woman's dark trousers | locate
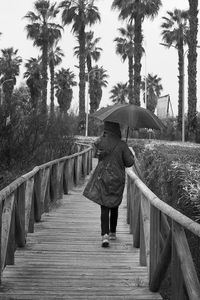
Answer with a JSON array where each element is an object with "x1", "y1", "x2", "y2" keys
[{"x1": 101, "y1": 205, "x2": 118, "y2": 236}]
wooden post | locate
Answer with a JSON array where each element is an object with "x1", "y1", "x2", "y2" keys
[
  {"x1": 149, "y1": 205, "x2": 160, "y2": 283},
  {"x1": 0, "y1": 201, "x2": 2, "y2": 282},
  {"x1": 63, "y1": 160, "x2": 69, "y2": 194},
  {"x1": 171, "y1": 225, "x2": 185, "y2": 300},
  {"x1": 28, "y1": 193, "x2": 35, "y2": 233},
  {"x1": 133, "y1": 186, "x2": 140, "y2": 248},
  {"x1": 24, "y1": 178, "x2": 34, "y2": 234},
  {"x1": 15, "y1": 183, "x2": 26, "y2": 247},
  {"x1": 82, "y1": 153, "x2": 87, "y2": 177},
  {"x1": 6, "y1": 203, "x2": 15, "y2": 266},
  {"x1": 40, "y1": 167, "x2": 50, "y2": 213},
  {"x1": 43, "y1": 167, "x2": 51, "y2": 213},
  {"x1": 140, "y1": 195, "x2": 150, "y2": 267},
  {"x1": 50, "y1": 163, "x2": 59, "y2": 202},
  {"x1": 1, "y1": 194, "x2": 15, "y2": 271},
  {"x1": 172, "y1": 221, "x2": 200, "y2": 300},
  {"x1": 126, "y1": 176, "x2": 131, "y2": 225},
  {"x1": 57, "y1": 161, "x2": 64, "y2": 199},
  {"x1": 150, "y1": 230, "x2": 172, "y2": 292},
  {"x1": 34, "y1": 170, "x2": 42, "y2": 222}
]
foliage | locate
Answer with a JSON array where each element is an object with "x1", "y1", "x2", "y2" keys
[
  {"x1": 24, "y1": 56, "x2": 42, "y2": 112},
  {"x1": 0, "y1": 47, "x2": 22, "y2": 118},
  {"x1": 130, "y1": 140, "x2": 200, "y2": 221},
  {"x1": 49, "y1": 43, "x2": 64, "y2": 117},
  {"x1": 114, "y1": 24, "x2": 134, "y2": 102},
  {"x1": 59, "y1": 0, "x2": 101, "y2": 126},
  {"x1": 0, "y1": 102, "x2": 76, "y2": 190},
  {"x1": 141, "y1": 73, "x2": 163, "y2": 113},
  {"x1": 112, "y1": 0, "x2": 162, "y2": 106},
  {"x1": 89, "y1": 65, "x2": 108, "y2": 113},
  {"x1": 109, "y1": 82, "x2": 129, "y2": 104},
  {"x1": 161, "y1": 8, "x2": 189, "y2": 131},
  {"x1": 24, "y1": 0, "x2": 63, "y2": 115},
  {"x1": 55, "y1": 68, "x2": 77, "y2": 116}
]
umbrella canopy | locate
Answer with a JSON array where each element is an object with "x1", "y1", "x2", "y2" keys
[{"x1": 93, "y1": 103, "x2": 165, "y2": 130}]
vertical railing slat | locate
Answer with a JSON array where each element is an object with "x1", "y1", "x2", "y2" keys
[
  {"x1": 1, "y1": 194, "x2": 15, "y2": 271},
  {"x1": 149, "y1": 205, "x2": 160, "y2": 283}
]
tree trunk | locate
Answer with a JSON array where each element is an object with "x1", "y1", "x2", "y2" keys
[
  {"x1": 41, "y1": 41, "x2": 48, "y2": 116},
  {"x1": 133, "y1": 14, "x2": 143, "y2": 106},
  {"x1": 78, "y1": 25, "x2": 86, "y2": 133},
  {"x1": 49, "y1": 62, "x2": 55, "y2": 118},
  {"x1": 177, "y1": 43, "x2": 184, "y2": 132},
  {"x1": 187, "y1": 0, "x2": 198, "y2": 141},
  {"x1": 128, "y1": 56, "x2": 134, "y2": 103}
]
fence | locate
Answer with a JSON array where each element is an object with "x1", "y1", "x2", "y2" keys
[
  {"x1": 0, "y1": 142, "x2": 93, "y2": 283},
  {"x1": 126, "y1": 157, "x2": 200, "y2": 300}
]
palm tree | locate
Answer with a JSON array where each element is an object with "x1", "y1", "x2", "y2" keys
[
  {"x1": 0, "y1": 47, "x2": 22, "y2": 119},
  {"x1": 141, "y1": 73, "x2": 163, "y2": 113},
  {"x1": 24, "y1": 0, "x2": 63, "y2": 116},
  {"x1": 74, "y1": 30, "x2": 102, "y2": 112},
  {"x1": 24, "y1": 57, "x2": 42, "y2": 113},
  {"x1": 110, "y1": 82, "x2": 128, "y2": 104},
  {"x1": 49, "y1": 44, "x2": 64, "y2": 117},
  {"x1": 59, "y1": 0, "x2": 101, "y2": 127},
  {"x1": 55, "y1": 68, "x2": 77, "y2": 117},
  {"x1": 74, "y1": 31, "x2": 102, "y2": 73},
  {"x1": 187, "y1": 0, "x2": 198, "y2": 140},
  {"x1": 161, "y1": 9, "x2": 189, "y2": 131},
  {"x1": 114, "y1": 24, "x2": 134, "y2": 103},
  {"x1": 89, "y1": 66, "x2": 108, "y2": 113},
  {"x1": 112, "y1": 0, "x2": 162, "y2": 106}
]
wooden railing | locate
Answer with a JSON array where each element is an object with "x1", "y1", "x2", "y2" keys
[
  {"x1": 126, "y1": 157, "x2": 200, "y2": 300},
  {"x1": 0, "y1": 142, "x2": 93, "y2": 283}
]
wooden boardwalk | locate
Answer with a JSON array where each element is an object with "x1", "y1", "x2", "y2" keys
[{"x1": 0, "y1": 160, "x2": 162, "y2": 300}]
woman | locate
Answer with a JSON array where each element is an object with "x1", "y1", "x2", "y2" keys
[{"x1": 83, "y1": 121, "x2": 135, "y2": 247}]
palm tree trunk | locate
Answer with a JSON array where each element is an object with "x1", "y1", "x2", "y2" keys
[
  {"x1": 128, "y1": 56, "x2": 134, "y2": 103},
  {"x1": 177, "y1": 43, "x2": 184, "y2": 131},
  {"x1": 49, "y1": 62, "x2": 55, "y2": 118},
  {"x1": 133, "y1": 13, "x2": 143, "y2": 106},
  {"x1": 187, "y1": 0, "x2": 198, "y2": 141},
  {"x1": 41, "y1": 41, "x2": 48, "y2": 116},
  {"x1": 78, "y1": 25, "x2": 86, "y2": 132}
]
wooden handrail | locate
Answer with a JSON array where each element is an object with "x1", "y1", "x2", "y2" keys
[
  {"x1": 126, "y1": 159, "x2": 200, "y2": 300},
  {"x1": 0, "y1": 142, "x2": 93, "y2": 282}
]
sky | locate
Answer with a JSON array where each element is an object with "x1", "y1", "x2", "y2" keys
[{"x1": 0, "y1": 0, "x2": 198, "y2": 116}]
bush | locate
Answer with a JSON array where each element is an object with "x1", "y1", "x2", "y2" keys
[{"x1": 0, "y1": 112, "x2": 78, "y2": 190}]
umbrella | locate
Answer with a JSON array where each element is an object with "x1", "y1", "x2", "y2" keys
[{"x1": 93, "y1": 103, "x2": 165, "y2": 141}]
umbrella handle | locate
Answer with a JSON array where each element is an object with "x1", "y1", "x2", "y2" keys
[{"x1": 126, "y1": 126, "x2": 129, "y2": 143}]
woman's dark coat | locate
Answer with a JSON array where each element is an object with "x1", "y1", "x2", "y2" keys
[{"x1": 83, "y1": 132, "x2": 134, "y2": 208}]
